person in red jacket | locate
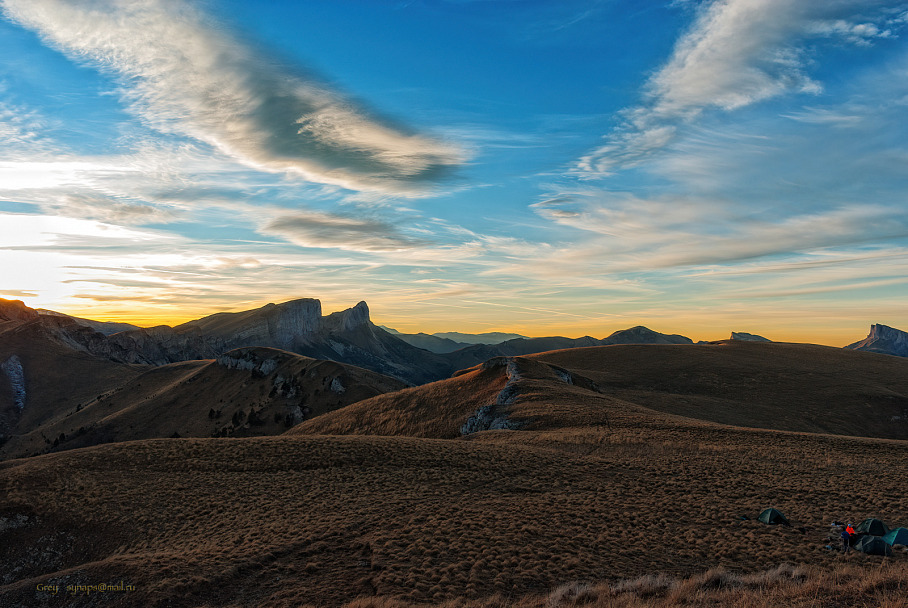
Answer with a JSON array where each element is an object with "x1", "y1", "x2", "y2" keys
[{"x1": 842, "y1": 523, "x2": 856, "y2": 551}]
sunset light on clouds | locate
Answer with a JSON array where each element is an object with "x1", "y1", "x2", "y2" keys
[{"x1": 2, "y1": 0, "x2": 908, "y2": 344}]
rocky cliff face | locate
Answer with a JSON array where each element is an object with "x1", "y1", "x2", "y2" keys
[
  {"x1": 846, "y1": 324, "x2": 908, "y2": 358},
  {"x1": 103, "y1": 299, "x2": 325, "y2": 365},
  {"x1": 81, "y1": 298, "x2": 447, "y2": 385},
  {"x1": 321, "y1": 301, "x2": 370, "y2": 334}
]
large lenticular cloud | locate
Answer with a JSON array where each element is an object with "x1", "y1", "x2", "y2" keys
[{"x1": 0, "y1": 0, "x2": 465, "y2": 194}]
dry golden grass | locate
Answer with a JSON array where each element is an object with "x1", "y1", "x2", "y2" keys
[
  {"x1": 532, "y1": 342, "x2": 908, "y2": 439},
  {"x1": 3, "y1": 343, "x2": 908, "y2": 607},
  {"x1": 290, "y1": 343, "x2": 908, "y2": 443},
  {"x1": 289, "y1": 360, "x2": 508, "y2": 438},
  {"x1": 337, "y1": 561, "x2": 908, "y2": 608},
  {"x1": 3, "y1": 413, "x2": 908, "y2": 607}
]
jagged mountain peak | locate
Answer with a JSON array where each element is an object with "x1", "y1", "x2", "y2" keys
[{"x1": 323, "y1": 301, "x2": 371, "y2": 333}]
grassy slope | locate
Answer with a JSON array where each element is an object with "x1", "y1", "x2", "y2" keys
[
  {"x1": 530, "y1": 341, "x2": 908, "y2": 439},
  {"x1": 290, "y1": 342, "x2": 908, "y2": 441},
  {"x1": 3, "y1": 342, "x2": 908, "y2": 607},
  {"x1": 0, "y1": 319, "x2": 142, "y2": 438},
  {"x1": 1, "y1": 347, "x2": 406, "y2": 460},
  {"x1": 3, "y1": 409, "x2": 908, "y2": 606},
  {"x1": 287, "y1": 359, "x2": 509, "y2": 438}
]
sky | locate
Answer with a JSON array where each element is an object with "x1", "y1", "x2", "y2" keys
[{"x1": 1, "y1": 0, "x2": 908, "y2": 345}]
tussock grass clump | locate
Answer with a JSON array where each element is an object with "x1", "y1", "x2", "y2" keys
[{"x1": 546, "y1": 582, "x2": 597, "y2": 607}]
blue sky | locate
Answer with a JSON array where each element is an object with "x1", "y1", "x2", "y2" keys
[{"x1": 1, "y1": 0, "x2": 908, "y2": 344}]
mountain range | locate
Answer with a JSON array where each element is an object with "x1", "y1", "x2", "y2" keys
[
  {"x1": 0, "y1": 297, "x2": 703, "y2": 388},
  {"x1": 3, "y1": 295, "x2": 908, "y2": 459}
]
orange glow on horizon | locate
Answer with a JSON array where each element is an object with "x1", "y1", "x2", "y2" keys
[{"x1": 8, "y1": 294, "x2": 880, "y2": 349}]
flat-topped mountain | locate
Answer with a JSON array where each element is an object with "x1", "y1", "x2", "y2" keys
[{"x1": 846, "y1": 323, "x2": 908, "y2": 358}]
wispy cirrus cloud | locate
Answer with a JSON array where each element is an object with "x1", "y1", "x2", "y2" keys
[
  {"x1": 577, "y1": 0, "x2": 908, "y2": 175},
  {"x1": 532, "y1": 189, "x2": 908, "y2": 271},
  {"x1": 0, "y1": 0, "x2": 466, "y2": 194}
]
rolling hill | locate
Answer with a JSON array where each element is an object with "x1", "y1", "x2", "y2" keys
[
  {"x1": 292, "y1": 341, "x2": 908, "y2": 441},
  {"x1": 3, "y1": 376, "x2": 908, "y2": 607},
  {"x1": 0, "y1": 347, "x2": 406, "y2": 460},
  {"x1": 0, "y1": 300, "x2": 143, "y2": 450}
]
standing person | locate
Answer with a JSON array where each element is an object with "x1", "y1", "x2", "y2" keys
[{"x1": 841, "y1": 526, "x2": 851, "y2": 553}]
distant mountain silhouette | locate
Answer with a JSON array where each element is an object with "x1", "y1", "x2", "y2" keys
[
  {"x1": 730, "y1": 332, "x2": 771, "y2": 342},
  {"x1": 380, "y1": 327, "x2": 528, "y2": 353},
  {"x1": 440, "y1": 328, "x2": 692, "y2": 373},
  {"x1": 845, "y1": 324, "x2": 908, "y2": 357},
  {"x1": 432, "y1": 331, "x2": 527, "y2": 345},
  {"x1": 3, "y1": 297, "x2": 758, "y2": 396},
  {"x1": 36, "y1": 309, "x2": 140, "y2": 335},
  {"x1": 601, "y1": 326, "x2": 693, "y2": 345},
  {"x1": 380, "y1": 331, "x2": 471, "y2": 354}
]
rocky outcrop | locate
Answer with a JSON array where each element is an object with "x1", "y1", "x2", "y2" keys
[
  {"x1": 461, "y1": 357, "x2": 525, "y2": 435},
  {"x1": 1, "y1": 355, "x2": 25, "y2": 410},
  {"x1": 846, "y1": 324, "x2": 908, "y2": 358}
]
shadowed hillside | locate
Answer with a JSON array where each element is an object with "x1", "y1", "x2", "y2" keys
[
  {"x1": 1, "y1": 347, "x2": 405, "y2": 460},
  {"x1": 0, "y1": 305, "x2": 143, "y2": 449}
]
